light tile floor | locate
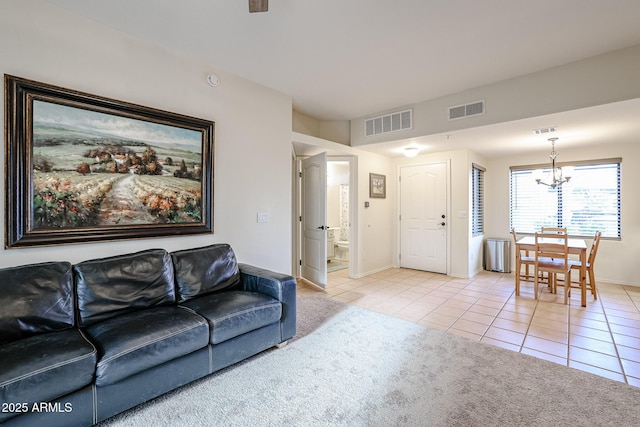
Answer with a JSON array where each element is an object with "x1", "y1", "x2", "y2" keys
[{"x1": 297, "y1": 267, "x2": 640, "y2": 387}]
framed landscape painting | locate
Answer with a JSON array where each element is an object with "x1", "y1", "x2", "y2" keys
[
  {"x1": 369, "y1": 173, "x2": 386, "y2": 198},
  {"x1": 4, "y1": 75, "x2": 214, "y2": 248}
]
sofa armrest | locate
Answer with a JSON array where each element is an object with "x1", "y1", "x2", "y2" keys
[{"x1": 238, "y1": 264, "x2": 296, "y2": 342}]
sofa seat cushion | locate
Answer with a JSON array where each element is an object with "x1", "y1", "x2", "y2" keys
[
  {"x1": 181, "y1": 291, "x2": 282, "y2": 345},
  {"x1": 0, "y1": 329, "x2": 96, "y2": 412},
  {"x1": 85, "y1": 306, "x2": 209, "y2": 387}
]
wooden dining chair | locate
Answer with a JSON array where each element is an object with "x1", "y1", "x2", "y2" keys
[
  {"x1": 512, "y1": 228, "x2": 536, "y2": 296},
  {"x1": 541, "y1": 227, "x2": 567, "y2": 234},
  {"x1": 534, "y1": 232, "x2": 572, "y2": 303},
  {"x1": 568, "y1": 231, "x2": 602, "y2": 300}
]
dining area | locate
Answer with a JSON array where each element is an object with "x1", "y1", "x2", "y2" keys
[{"x1": 512, "y1": 228, "x2": 602, "y2": 307}]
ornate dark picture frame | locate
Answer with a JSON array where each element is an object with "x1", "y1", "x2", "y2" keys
[
  {"x1": 369, "y1": 173, "x2": 386, "y2": 198},
  {"x1": 4, "y1": 75, "x2": 214, "y2": 248}
]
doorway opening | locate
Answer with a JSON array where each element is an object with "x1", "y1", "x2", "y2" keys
[
  {"x1": 295, "y1": 151, "x2": 356, "y2": 289},
  {"x1": 327, "y1": 161, "x2": 350, "y2": 275}
]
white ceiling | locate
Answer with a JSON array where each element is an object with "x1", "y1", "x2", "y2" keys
[{"x1": 49, "y1": 0, "x2": 640, "y2": 157}]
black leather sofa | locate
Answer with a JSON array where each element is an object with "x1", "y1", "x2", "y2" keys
[{"x1": 0, "y1": 243, "x2": 296, "y2": 426}]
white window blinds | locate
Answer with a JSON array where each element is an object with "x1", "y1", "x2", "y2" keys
[
  {"x1": 510, "y1": 159, "x2": 621, "y2": 238},
  {"x1": 472, "y1": 164, "x2": 485, "y2": 236}
]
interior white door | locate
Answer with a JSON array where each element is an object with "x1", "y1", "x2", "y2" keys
[
  {"x1": 301, "y1": 152, "x2": 328, "y2": 288},
  {"x1": 400, "y1": 162, "x2": 448, "y2": 273}
]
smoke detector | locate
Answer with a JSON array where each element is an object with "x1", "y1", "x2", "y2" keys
[{"x1": 206, "y1": 73, "x2": 220, "y2": 87}]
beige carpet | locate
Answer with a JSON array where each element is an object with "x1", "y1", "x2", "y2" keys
[{"x1": 98, "y1": 294, "x2": 640, "y2": 426}]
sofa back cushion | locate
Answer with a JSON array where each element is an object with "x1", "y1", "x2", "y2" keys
[
  {"x1": 171, "y1": 244, "x2": 241, "y2": 302},
  {"x1": 0, "y1": 261, "x2": 74, "y2": 345},
  {"x1": 74, "y1": 249, "x2": 176, "y2": 327}
]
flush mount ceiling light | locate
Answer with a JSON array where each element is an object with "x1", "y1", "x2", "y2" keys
[
  {"x1": 534, "y1": 137, "x2": 573, "y2": 189},
  {"x1": 404, "y1": 147, "x2": 419, "y2": 158},
  {"x1": 206, "y1": 73, "x2": 220, "y2": 87}
]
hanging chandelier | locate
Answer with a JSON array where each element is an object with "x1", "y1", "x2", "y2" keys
[{"x1": 535, "y1": 137, "x2": 572, "y2": 189}]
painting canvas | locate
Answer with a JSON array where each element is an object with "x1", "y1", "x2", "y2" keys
[
  {"x1": 369, "y1": 173, "x2": 386, "y2": 198},
  {"x1": 5, "y1": 75, "x2": 214, "y2": 248}
]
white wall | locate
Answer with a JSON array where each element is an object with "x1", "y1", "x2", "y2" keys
[
  {"x1": 292, "y1": 133, "x2": 395, "y2": 278},
  {"x1": 485, "y1": 141, "x2": 640, "y2": 286},
  {"x1": 293, "y1": 110, "x2": 351, "y2": 145},
  {"x1": 0, "y1": 1, "x2": 293, "y2": 273},
  {"x1": 358, "y1": 154, "x2": 395, "y2": 275},
  {"x1": 351, "y1": 44, "x2": 640, "y2": 147},
  {"x1": 292, "y1": 110, "x2": 321, "y2": 139}
]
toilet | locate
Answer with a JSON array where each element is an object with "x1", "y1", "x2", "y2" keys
[{"x1": 334, "y1": 240, "x2": 349, "y2": 261}]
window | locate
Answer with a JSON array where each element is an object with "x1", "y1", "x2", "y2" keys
[
  {"x1": 510, "y1": 159, "x2": 621, "y2": 238},
  {"x1": 472, "y1": 164, "x2": 485, "y2": 236}
]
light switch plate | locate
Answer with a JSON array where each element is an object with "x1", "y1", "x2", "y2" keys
[{"x1": 257, "y1": 212, "x2": 269, "y2": 223}]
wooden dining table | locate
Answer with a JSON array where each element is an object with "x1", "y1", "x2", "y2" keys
[{"x1": 515, "y1": 236, "x2": 588, "y2": 306}]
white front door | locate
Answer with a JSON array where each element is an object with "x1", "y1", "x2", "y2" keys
[
  {"x1": 400, "y1": 162, "x2": 448, "y2": 273},
  {"x1": 301, "y1": 152, "x2": 328, "y2": 288}
]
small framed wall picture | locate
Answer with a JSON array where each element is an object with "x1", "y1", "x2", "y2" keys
[{"x1": 369, "y1": 173, "x2": 386, "y2": 198}]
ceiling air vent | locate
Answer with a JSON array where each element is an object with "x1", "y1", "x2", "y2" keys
[
  {"x1": 448, "y1": 100, "x2": 485, "y2": 120},
  {"x1": 365, "y1": 109, "x2": 412, "y2": 137},
  {"x1": 532, "y1": 126, "x2": 557, "y2": 135}
]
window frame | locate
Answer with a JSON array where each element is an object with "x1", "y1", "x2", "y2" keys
[
  {"x1": 509, "y1": 158, "x2": 621, "y2": 239},
  {"x1": 472, "y1": 163, "x2": 485, "y2": 237}
]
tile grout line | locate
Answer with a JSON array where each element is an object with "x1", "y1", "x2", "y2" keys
[
  {"x1": 428, "y1": 277, "x2": 480, "y2": 333},
  {"x1": 439, "y1": 275, "x2": 494, "y2": 336},
  {"x1": 485, "y1": 274, "x2": 542, "y2": 352},
  {"x1": 566, "y1": 297, "x2": 571, "y2": 367},
  {"x1": 447, "y1": 273, "x2": 513, "y2": 342},
  {"x1": 603, "y1": 288, "x2": 630, "y2": 384},
  {"x1": 519, "y1": 297, "x2": 542, "y2": 355},
  {"x1": 477, "y1": 275, "x2": 518, "y2": 344}
]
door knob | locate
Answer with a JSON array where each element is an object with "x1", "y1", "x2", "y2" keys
[
  {"x1": 440, "y1": 222, "x2": 446, "y2": 226},
  {"x1": 317, "y1": 225, "x2": 326, "y2": 230}
]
